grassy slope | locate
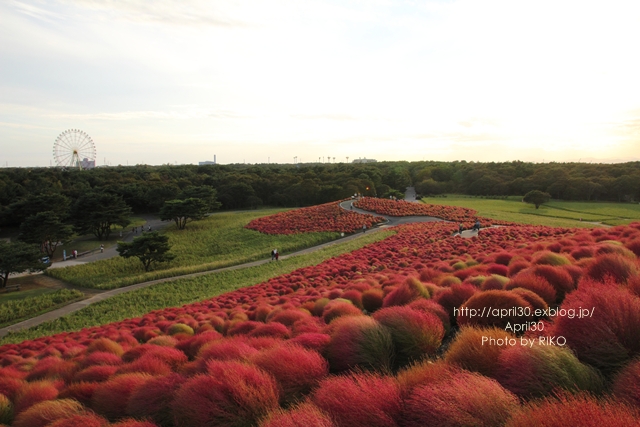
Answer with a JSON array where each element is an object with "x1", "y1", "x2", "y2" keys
[
  {"x1": 47, "y1": 210, "x2": 341, "y2": 290},
  {"x1": 421, "y1": 195, "x2": 640, "y2": 227},
  {"x1": 1, "y1": 230, "x2": 394, "y2": 345},
  {"x1": 0, "y1": 289, "x2": 84, "y2": 328}
]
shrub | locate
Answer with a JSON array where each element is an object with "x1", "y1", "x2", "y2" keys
[
  {"x1": 362, "y1": 288, "x2": 385, "y2": 313},
  {"x1": 0, "y1": 377, "x2": 26, "y2": 401},
  {"x1": 532, "y1": 251, "x2": 571, "y2": 266},
  {"x1": 174, "y1": 331, "x2": 223, "y2": 359},
  {"x1": 433, "y1": 283, "x2": 477, "y2": 325},
  {"x1": 400, "y1": 371, "x2": 519, "y2": 427},
  {"x1": 612, "y1": 358, "x2": 640, "y2": 408},
  {"x1": 111, "y1": 420, "x2": 160, "y2": 427},
  {"x1": 322, "y1": 300, "x2": 362, "y2": 324},
  {"x1": 505, "y1": 272, "x2": 557, "y2": 305},
  {"x1": 312, "y1": 373, "x2": 402, "y2": 427},
  {"x1": 480, "y1": 274, "x2": 509, "y2": 291},
  {"x1": 73, "y1": 365, "x2": 119, "y2": 383},
  {"x1": 197, "y1": 337, "x2": 259, "y2": 363},
  {"x1": 551, "y1": 285, "x2": 640, "y2": 376},
  {"x1": 382, "y1": 277, "x2": 430, "y2": 307},
  {"x1": 495, "y1": 343, "x2": 604, "y2": 399},
  {"x1": 457, "y1": 290, "x2": 534, "y2": 330},
  {"x1": 325, "y1": 316, "x2": 394, "y2": 372},
  {"x1": 26, "y1": 356, "x2": 76, "y2": 382},
  {"x1": 529, "y1": 265, "x2": 576, "y2": 302},
  {"x1": 510, "y1": 288, "x2": 548, "y2": 313},
  {"x1": 116, "y1": 356, "x2": 172, "y2": 376},
  {"x1": 0, "y1": 394, "x2": 12, "y2": 426},
  {"x1": 340, "y1": 289, "x2": 364, "y2": 309},
  {"x1": 373, "y1": 306, "x2": 444, "y2": 367},
  {"x1": 59, "y1": 381, "x2": 99, "y2": 407},
  {"x1": 267, "y1": 309, "x2": 311, "y2": 327},
  {"x1": 127, "y1": 373, "x2": 187, "y2": 427},
  {"x1": 80, "y1": 351, "x2": 123, "y2": 368},
  {"x1": 47, "y1": 413, "x2": 109, "y2": 427},
  {"x1": 172, "y1": 361, "x2": 280, "y2": 427},
  {"x1": 289, "y1": 332, "x2": 331, "y2": 353},
  {"x1": 13, "y1": 399, "x2": 86, "y2": 427},
  {"x1": 505, "y1": 393, "x2": 640, "y2": 427},
  {"x1": 396, "y1": 360, "x2": 459, "y2": 393},
  {"x1": 259, "y1": 403, "x2": 335, "y2": 427},
  {"x1": 91, "y1": 373, "x2": 152, "y2": 421},
  {"x1": 252, "y1": 344, "x2": 329, "y2": 403},
  {"x1": 408, "y1": 298, "x2": 451, "y2": 333},
  {"x1": 86, "y1": 339, "x2": 125, "y2": 356},
  {"x1": 13, "y1": 380, "x2": 59, "y2": 414},
  {"x1": 248, "y1": 322, "x2": 291, "y2": 339},
  {"x1": 445, "y1": 326, "x2": 515, "y2": 377},
  {"x1": 585, "y1": 254, "x2": 639, "y2": 285}
]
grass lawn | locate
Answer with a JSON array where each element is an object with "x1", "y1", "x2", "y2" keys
[
  {"x1": 46, "y1": 209, "x2": 343, "y2": 290},
  {"x1": 421, "y1": 195, "x2": 640, "y2": 227},
  {"x1": 0, "y1": 288, "x2": 84, "y2": 328},
  {"x1": 1, "y1": 230, "x2": 394, "y2": 344}
]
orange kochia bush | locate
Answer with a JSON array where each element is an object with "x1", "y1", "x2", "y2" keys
[
  {"x1": 0, "y1": 221, "x2": 639, "y2": 426},
  {"x1": 246, "y1": 200, "x2": 385, "y2": 234}
]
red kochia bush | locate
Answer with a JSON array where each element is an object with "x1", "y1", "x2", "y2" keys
[
  {"x1": 528, "y1": 265, "x2": 576, "y2": 302},
  {"x1": 91, "y1": 373, "x2": 152, "y2": 421},
  {"x1": 172, "y1": 361, "x2": 279, "y2": 427},
  {"x1": 612, "y1": 358, "x2": 640, "y2": 407},
  {"x1": 73, "y1": 365, "x2": 119, "y2": 383},
  {"x1": 361, "y1": 288, "x2": 385, "y2": 313},
  {"x1": 322, "y1": 300, "x2": 363, "y2": 324},
  {"x1": 585, "y1": 253, "x2": 639, "y2": 285},
  {"x1": 111, "y1": 420, "x2": 160, "y2": 427},
  {"x1": 0, "y1": 376, "x2": 26, "y2": 400},
  {"x1": 445, "y1": 327, "x2": 515, "y2": 378},
  {"x1": 495, "y1": 343, "x2": 604, "y2": 399},
  {"x1": 260, "y1": 403, "x2": 335, "y2": 427},
  {"x1": 59, "y1": 381, "x2": 100, "y2": 407},
  {"x1": 127, "y1": 373, "x2": 187, "y2": 427},
  {"x1": 13, "y1": 380, "x2": 59, "y2": 414},
  {"x1": 325, "y1": 316, "x2": 394, "y2": 372},
  {"x1": 252, "y1": 344, "x2": 329, "y2": 403},
  {"x1": 312, "y1": 373, "x2": 402, "y2": 427},
  {"x1": 86, "y1": 338, "x2": 125, "y2": 356},
  {"x1": 47, "y1": 413, "x2": 109, "y2": 427},
  {"x1": 382, "y1": 277, "x2": 430, "y2": 307},
  {"x1": 504, "y1": 393, "x2": 640, "y2": 427},
  {"x1": 550, "y1": 285, "x2": 640, "y2": 375},
  {"x1": 457, "y1": 290, "x2": 534, "y2": 330},
  {"x1": 12, "y1": 399, "x2": 86, "y2": 427},
  {"x1": 505, "y1": 272, "x2": 557, "y2": 305},
  {"x1": 373, "y1": 306, "x2": 444, "y2": 367},
  {"x1": 400, "y1": 371, "x2": 519, "y2": 427},
  {"x1": 197, "y1": 337, "x2": 259, "y2": 363}
]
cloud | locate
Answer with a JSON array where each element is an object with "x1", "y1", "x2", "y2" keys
[{"x1": 13, "y1": 0, "x2": 250, "y2": 27}]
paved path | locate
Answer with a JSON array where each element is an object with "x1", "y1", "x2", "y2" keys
[
  {"x1": 0, "y1": 205, "x2": 468, "y2": 338},
  {"x1": 0, "y1": 227, "x2": 389, "y2": 338}
]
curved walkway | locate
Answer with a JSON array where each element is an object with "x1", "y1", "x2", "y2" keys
[
  {"x1": 0, "y1": 226, "x2": 389, "y2": 338},
  {"x1": 1, "y1": 202, "x2": 469, "y2": 338}
]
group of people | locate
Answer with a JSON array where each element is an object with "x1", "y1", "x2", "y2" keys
[
  {"x1": 458, "y1": 219, "x2": 482, "y2": 235},
  {"x1": 270, "y1": 249, "x2": 279, "y2": 261},
  {"x1": 131, "y1": 225, "x2": 152, "y2": 234}
]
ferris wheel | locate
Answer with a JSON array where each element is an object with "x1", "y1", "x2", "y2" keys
[{"x1": 53, "y1": 129, "x2": 97, "y2": 169}]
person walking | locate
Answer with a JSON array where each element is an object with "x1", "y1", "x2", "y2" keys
[
  {"x1": 362, "y1": 224, "x2": 367, "y2": 233},
  {"x1": 274, "y1": 249, "x2": 279, "y2": 261},
  {"x1": 271, "y1": 249, "x2": 276, "y2": 261},
  {"x1": 100, "y1": 244, "x2": 104, "y2": 253},
  {"x1": 458, "y1": 223, "x2": 464, "y2": 235}
]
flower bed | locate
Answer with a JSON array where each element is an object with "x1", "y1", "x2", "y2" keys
[
  {"x1": 1, "y1": 222, "x2": 639, "y2": 426},
  {"x1": 246, "y1": 201, "x2": 385, "y2": 234},
  {"x1": 354, "y1": 197, "x2": 513, "y2": 227}
]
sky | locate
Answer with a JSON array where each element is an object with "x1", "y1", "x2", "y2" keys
[{"x1": 1, "y1": 0, "x2": 640, "y2": 167}]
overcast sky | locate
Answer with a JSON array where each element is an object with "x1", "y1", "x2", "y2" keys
[{"x1": 1, "y1": 0, "x2": 639, "y2": 167}]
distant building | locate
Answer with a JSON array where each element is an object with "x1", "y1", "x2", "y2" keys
[
  {"x1": 80, "y1": 158, "x2": 96, "y2": 169},
  {"x1": 199, "y1": 154, "x2": 217, "y2": 166},
  {"x1": 352, "y1": 158, "x2": 377, "y2": 164}
]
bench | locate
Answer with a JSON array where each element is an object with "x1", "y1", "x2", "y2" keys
[{"x1": 2, "y1": 284, "x2": 21, "y2": 293}]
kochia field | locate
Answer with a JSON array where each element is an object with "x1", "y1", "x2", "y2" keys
[{"x1": 1, "y1": 220, "x2": 640, "y2": 426}]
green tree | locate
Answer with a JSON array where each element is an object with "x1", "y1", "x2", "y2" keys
[
  {"x1": 159, "y1": 198, "x2": 208, "y2": 230},
  {"x1": 3, "y1": 193, "x2": 70, "y2": 227},
  {"x1": 19, "y1": 212, "x2": 74, "y2": 258},
  {"x1": 116, "y1": 232, "x2": 175, "y2": 271},
  {"x1": 178, "y1": 186, "x2": 222, "y2": 211},
  {"x1": 0, "y1": 240, "x2": 48, "y2": 288},
  {"x1": 71, "y1": 192, "x2": 132, "y2": 240},
  {"x1": 523, "y1": 190, "x2": 551, "y2": 209}
]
